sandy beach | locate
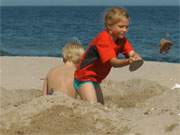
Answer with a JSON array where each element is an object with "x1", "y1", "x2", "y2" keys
[{"x1": 0, "y1": 56, "x2": 180, "y2": 135}]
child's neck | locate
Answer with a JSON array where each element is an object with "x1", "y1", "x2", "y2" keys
[
  {"x1": 107, "y1": 30, "x2": 119, "y2": 42},
  {"x1": 64, "y1": 61, "x2": 75, "y2": 67},
  {"x1": 109, "y1": 33, "x2": 125, "y2": 44}
]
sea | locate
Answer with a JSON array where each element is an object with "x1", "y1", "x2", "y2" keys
[{"x1": 0, "y1": 6, "x2": 180, "y2": 63}]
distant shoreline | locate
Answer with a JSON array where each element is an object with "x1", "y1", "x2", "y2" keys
[
  {"x1": 1, "y1": 5, "x2": 179, "y2": 7},
  {"x1": 0, "y1": 55, "x2": 179, "y2": 64}
]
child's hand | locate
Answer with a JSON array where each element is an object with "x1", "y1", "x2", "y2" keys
[
  {"x1": 132, "y1": 52, "x2": 142, "y2": 60},
  {"x1": 128, "y1": 57, "x2": 135, "y2": 64},
  {"x1": 128, "y1": 54, "x2": 143, "y2": 65},
  {"x1": 128, "y1": 51, "x2": 142, "y2": 61}
]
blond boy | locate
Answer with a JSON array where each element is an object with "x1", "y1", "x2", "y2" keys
[{"x1": 43, "y1": 41, "x2": 84, "y2": 98}]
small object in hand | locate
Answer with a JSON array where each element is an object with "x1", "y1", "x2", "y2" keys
[
  {"x1": 129, "y1": 59, "x2": 144, "y2": 72},
  {"x1": 160, "y1": 38, "x2": 173, "y2": 54}
]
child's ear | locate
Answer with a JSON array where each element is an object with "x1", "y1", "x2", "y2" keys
[
  {"x1": 106, "y1": 25, "x2": 112, "y2": 30},
  {"x1": 106, "y1": 25, "x2": 113, "y2": 34}
]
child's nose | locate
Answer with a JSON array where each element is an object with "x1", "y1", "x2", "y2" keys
[{"x1": 123, "y1": 27, "x2": 128, "y2": 32}]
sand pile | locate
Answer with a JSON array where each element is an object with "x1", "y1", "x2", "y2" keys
[
  {"x1": 102, "y1": 79, "x2": 166, "y2": 108},
  {"x1": 0, "y1": 79, "x2": 180, "y2": 135},
  {"x1": 0, "y1": 88, "x2": 42, "y2": 110}
]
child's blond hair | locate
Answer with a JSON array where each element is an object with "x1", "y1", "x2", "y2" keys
[
  {"x1": 62, "y1": 40, "x2": 84, "y2": 64},
  {"x1": 104, "y1": 7, "x2": 129, "y2": 28}
]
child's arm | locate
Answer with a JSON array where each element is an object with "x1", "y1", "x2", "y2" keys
[
  {"x1": 110, "y1": 57, "x2": 133, "y2": 68},
  {"x1": 110, "y1": 50, "x2": 142, "y2": 68},
  {"x1": 42, "y1": 76, "x2": 48, "y2": 96}
]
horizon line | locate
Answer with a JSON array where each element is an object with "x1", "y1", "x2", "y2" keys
[{"x1": 0, "y1": 4, "x2": 179, "y2": 7}]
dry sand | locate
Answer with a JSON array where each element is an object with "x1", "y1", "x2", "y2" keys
[{"x1": 0, "y1": 56, "x2": 180, "y2": 135}]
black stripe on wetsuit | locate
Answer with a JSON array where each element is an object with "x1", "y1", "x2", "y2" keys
[{"x1": 80, "y1": 45, "x2": 99, "y2": 69}]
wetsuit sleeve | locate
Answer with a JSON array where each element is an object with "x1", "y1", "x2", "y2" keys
[{"x1": 122, "y1": 39, "x2": 134, "y2": 57}]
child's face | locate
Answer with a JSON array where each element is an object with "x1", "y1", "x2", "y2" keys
[{"x1": 109, "y1": 17, "x2": 129, "y2": 39}]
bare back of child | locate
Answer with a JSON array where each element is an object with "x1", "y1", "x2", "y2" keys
[
  {"x1": 43, "y1": 40, "x2": 84, "y2": 98},
  {"x1": 44, "y1": 63, "x2": 76, "y2": 97}
]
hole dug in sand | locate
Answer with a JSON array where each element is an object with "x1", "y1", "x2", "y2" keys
[{"x1": 103, "y1": 79, "x2": 167, "y2": 108}]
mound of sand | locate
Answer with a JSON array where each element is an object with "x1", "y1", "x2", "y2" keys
[
  {"x1": 0, "y1": 91, "x2": 127, "y2": 135},
  {"x1": 0, "y1": 79, "x2": 180, "y2": 135},
  {"x1": 0, "y1": 88, "x2": 42, "y2": 110}
]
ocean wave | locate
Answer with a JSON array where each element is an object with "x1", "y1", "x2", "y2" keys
[{"x1": 0, "y1": 50, "x2": 16, "y2": 56}]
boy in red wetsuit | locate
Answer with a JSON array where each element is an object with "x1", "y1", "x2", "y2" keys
[{"x1": 74, "y1": 7, "x2": 142, "y2": 104}]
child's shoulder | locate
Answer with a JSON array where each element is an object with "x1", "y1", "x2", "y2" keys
[
  {"x1": 97, "y1": 30, "x2": 110, "y2": 38},
  {"x1": 48, "y1": 65, "x2": 63, "y2": 73},
  {"x1": 93, "y1": 30, "x2": 111, "y2": 43}
]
